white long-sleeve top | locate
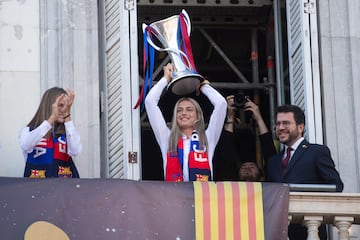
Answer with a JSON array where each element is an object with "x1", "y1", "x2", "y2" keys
[
  {"x1": 19, "y1": 120, "x2": 82, "y2": 161},
  {"x1": 145, "y1": 77, "x2": 226, "y2": 181}
]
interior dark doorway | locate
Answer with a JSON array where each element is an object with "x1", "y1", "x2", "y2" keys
[{"x1": 137, "y1": 1, "x2": 286, "y2": 180}]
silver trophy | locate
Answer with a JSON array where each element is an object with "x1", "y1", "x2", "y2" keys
[{"x1": 143, "y1": 9, "x2": 204, "y2": 95}]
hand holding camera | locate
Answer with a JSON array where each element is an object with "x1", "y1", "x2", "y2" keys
[
  {"x1": 226, "y1": 94, "x2": 253, "y2": 124},
  {"x1": 225, "y1": 94, "x2": 269, "y2": 134},
  {"x1": 233, "y1": 94, "x2": 250, "y2": 109}
]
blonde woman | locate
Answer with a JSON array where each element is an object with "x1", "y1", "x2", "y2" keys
[{"x1": 145, "y1": 63, "x2": 226, "y2": 181}]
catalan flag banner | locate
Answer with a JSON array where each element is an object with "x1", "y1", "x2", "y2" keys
[
  {"x1": 194, "y1": 181, "x2": 289, "y2": 240},
  {"x1": 0, "y1": 178, "x2": 288, "y2": 239}
]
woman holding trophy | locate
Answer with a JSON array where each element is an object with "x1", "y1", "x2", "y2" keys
[{"x1": 145, "y1": 63, "x2": 227, "y2": 182}]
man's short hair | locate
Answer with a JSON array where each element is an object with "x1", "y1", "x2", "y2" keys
[{"x1": 276, "y1": 105, "x2": 305, "y2": 125}]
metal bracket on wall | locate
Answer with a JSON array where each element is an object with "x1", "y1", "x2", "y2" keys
[
  {"x1": 128, "y1": 152, "x2": 138, "y2": 163},
  {"x1": 304, "y1": 2, "x2": 315, "y2": 14},
  {"x1": 125, "y1": 0, "x2": 135, "y2": 10}
]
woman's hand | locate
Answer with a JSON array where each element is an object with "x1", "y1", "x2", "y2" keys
[
  {"x1": 48, "y1": 89, "x2": 75, "y2": 124},
  {"x1": 62, "y1": 89, "x2": 74, "y2": 116},
  {"x1": 48, "y1": 94, "x2": 64, "y2": 125},
  {"x1": 163, "y1": 63, "x2": 174, "y2": 83},
  {"x1": 244, "y1": 99, "x2": 269, "y2": 134},
  {"x1": 196, "y1": 79, "x2": 210, "y2": 96},
  {"x1": 223, "y1": 95, "x2": 236, "y2": 132},
  {"x1": 225, "y1": 95, "x2": 236, "y2": 122},
  {"x1": 244, "y1": 99, "x2": 261, "y2": 121},
  {"x1": 61, "y1": 89, "x2": 74, "y2": 122}
]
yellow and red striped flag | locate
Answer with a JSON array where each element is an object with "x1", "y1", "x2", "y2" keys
[{"x1": 194, "y1": 182, "x2": 280, "y2": 240}]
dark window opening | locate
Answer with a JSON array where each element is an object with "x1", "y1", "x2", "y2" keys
[{"x1": 137, "y1": 2, "x2": 288, "y2": 180}]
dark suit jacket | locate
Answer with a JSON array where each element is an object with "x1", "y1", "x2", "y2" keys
[{"x1": 266, "y1": 139, "x2": 343, "y2": 192}]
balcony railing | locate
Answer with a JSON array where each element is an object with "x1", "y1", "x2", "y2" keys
[
  {"x1": 1, "y1": 178, "x2": 359, "y2": 239},
  {"x1": 288, "y1": 192, "x2": 360, "y2": 240}
]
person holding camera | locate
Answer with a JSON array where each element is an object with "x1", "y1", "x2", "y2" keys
[
  {"x1": 213, "y1": 95, "x2": 276, "y2": 181},
  {"x1": 224, "y1": 95, "x2": 269, "y2": 134}
]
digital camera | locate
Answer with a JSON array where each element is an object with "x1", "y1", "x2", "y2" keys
[{"x1": 233, "y1": 94, "x2": 249, "y2": 108}]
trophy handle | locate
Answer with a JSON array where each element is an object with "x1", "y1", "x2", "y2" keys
[
  {"x1": 142, "y1": 24, "x2": 194, "y2": 71},
  {"x1": 142, "y1": 23, "x2": 164, "y2": 52}
]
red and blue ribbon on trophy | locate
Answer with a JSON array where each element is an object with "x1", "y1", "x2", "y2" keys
[{"x1": 134, "y1": 10, "x2": 199, "y2": 110}]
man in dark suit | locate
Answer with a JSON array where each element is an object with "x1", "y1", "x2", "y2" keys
[{"x1": 267, "y1": 104, "x2": 343, "y2": 240}]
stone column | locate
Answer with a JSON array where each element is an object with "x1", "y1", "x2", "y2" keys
[
  {"x1": 39, "y1": 0, "x2": 100, "y2": 177},
  {"x1": 334, "y1": 216, "x2": 354, "y2": 240},
  {"x1": 303, "y1": 216, "x2": 323, "y2": 240}
]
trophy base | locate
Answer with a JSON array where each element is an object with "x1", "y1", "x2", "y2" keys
[{"x1": 167, "y1": 73, "x2": 204, "y2": 95}]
